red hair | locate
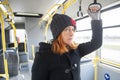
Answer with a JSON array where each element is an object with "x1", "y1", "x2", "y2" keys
[{"x1": 52, "y1": 34, "x2": 78, "y2": 54}]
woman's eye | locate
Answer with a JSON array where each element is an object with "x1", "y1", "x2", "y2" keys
[
  {"x1": 64, "y1": 28, "x2": 76, "y2": 32},
  {"x1": 64, "y1": 28, "x2": 69, "y2": 31},
  {"x1": 70, "y1": 28, "x2": 76, "y2": 32}
]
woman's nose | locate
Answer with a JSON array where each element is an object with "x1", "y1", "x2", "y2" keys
[{"x1": 69, "y1": 29, "x2": 74, "y2": 36}]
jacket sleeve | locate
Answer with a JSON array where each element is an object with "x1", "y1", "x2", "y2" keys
[
  {"x1": 32, "y1": 52, "x2": 49, "y2": 80},
  {"x1": 77, "y1": 20, "x2": 103, "y2": 57}
]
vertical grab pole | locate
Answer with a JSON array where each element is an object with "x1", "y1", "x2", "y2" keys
[
  {"x1": 32, "y1": 45, "x2": 35, "y2": 60},
  {"x1": 88, "y1": 0, "x2": 102, "y2": 79},
  {"x1": 24, "y1": 36, "x2": 27, "y2": 53},
  {"x1": 0, "y1": 12, "x2": 9, "y2": 80},
  {"x1": 10, "y1": 22, "x2": 18, "y2": 48},
  {"x1": 94, "y1": 43, "x2": 99, "y2": 80},
  {"x1": 93, "y1": 49, "x2": 101, "y2": 80}
]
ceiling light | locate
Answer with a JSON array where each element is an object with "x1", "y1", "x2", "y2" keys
[{"x1": 14, "y1": 12, "x2": 43, "y2": 18}]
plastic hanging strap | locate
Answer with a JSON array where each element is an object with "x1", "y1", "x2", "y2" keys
[
  {"x1": 94, "y1": 0, "x2": 97, "y2": 4},
  {"x1": 77, "y1": 0, "x2": 83, "y2": 17},
  {"x1": 78, "y1": 0, "x2": 82, "y2": 11}
]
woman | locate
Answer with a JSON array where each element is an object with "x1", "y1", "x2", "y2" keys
[{"x1": 32, "y1": 6, "x2": 102, "y2": 80}]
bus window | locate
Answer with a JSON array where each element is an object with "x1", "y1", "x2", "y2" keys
[
  {"x1": 74, "y1": 30, "x2": 96, "y2": 59},
  {"x1": 101, "y1": 28, "x2": 120, "y2": 63},
  {"x1": 74, "y1": 31, "x2": 92, "y2": 44},
  {"x1": 102, "y1": 7, "x2": 120, "y2": 27},
  {"x1": 74, "y1": 17, "x2": 95, "y2": 60},
  {"x1": 76, "y1": 17, "x2": 91, "y2": 31},
  {"x1": 10, "y1": 29, "x2": 26, "y2": 43},
  {"x1": 101, "y1": 7, "x2": 120, "y2": 64}
]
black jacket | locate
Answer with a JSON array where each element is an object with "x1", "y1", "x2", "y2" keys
[{"x1": 32, "y1": 20, "x2": 102, "y2": 80}]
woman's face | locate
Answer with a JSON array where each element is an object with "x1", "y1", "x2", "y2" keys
[{"x1": 61, "y1": 26, "x2": 75, "y2": 45}]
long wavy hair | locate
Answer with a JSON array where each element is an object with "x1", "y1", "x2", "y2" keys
[{"x1": 51, "y1": 34, "x2": 78, "y2": 55}]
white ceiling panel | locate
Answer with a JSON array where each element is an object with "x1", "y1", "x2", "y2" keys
[{"x1": 8, "y1": 0, "x2": 120, "y2": 22}]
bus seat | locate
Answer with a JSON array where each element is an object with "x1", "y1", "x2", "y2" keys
[{"x1": 0, "y1": 48, "x2": 19, "y2": 77}]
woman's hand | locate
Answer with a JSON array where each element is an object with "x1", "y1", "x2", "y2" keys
[{"x1": 87, "y1": 3, "x2": 101, "y2": 20}]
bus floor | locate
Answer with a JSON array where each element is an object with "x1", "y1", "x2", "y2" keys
[
  {"x1": 11, "y1": 65, "x2": 31, "y2": 80},
  {"x1": 0, "y1": 65, "x2": 31, "y2": 80}
]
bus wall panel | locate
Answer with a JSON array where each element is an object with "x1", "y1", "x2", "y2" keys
[
  {"x1": 81, "y1": 61, "x2": 94, "y2": 80},
  {"x1": 98, "y1": 63, "x2": 120, "y2": 80}
]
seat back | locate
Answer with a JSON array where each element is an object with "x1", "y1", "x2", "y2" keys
[{"x1": 0, "y1": 48, "x2": 19, "y2": 77}]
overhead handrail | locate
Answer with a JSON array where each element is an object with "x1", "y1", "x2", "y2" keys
[
  {"x1": 62, "y1": 0, "x2": 76, "y2": 14},
  {"x1": 0, "y1": 0, "x2": 14, "y2": 18}
]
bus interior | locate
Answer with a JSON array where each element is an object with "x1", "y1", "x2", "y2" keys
[{"x1": 0, "y1": 0, "x2": 120, "y2": 80}]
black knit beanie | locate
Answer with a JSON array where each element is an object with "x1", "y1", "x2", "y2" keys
[{"x1": 50, "y1": 14, "x2": 76, "y2": 40}]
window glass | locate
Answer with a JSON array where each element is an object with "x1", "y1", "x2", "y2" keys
[
  {"x1": 75, "y1": 7, "x2": 120, "y2": 62},
  {"x1": 100, "y1": 7, "x2": 120, "y2": 64},
  {"x1": 74, "y1": 31, "x2": 92, "y2": 44},
  {"x1": 101, "y1": 27, "x2": 120, "y2": 63},
  {"x1": 75, "y1": 15, "x2": 97, "y2": 60},
  {"x1": 76, "y1": 17, "x2": 91, "y2": 31},
  {"x1": 10, "y1": 29, "x2": 26, "y2": 43},
  {"x1": 101, "y1": 7, "x2": 120, "y2": 27},
  {"x1": 74, "y1": 31, "x2": 95, "y2": 59}
]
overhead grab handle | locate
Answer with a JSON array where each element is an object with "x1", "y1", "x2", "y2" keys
[
  {"x1": 77, "y1": 0, "x2": 83, "y2": 18},
  {"x1": 88, "y1": 0, "x2": 102, "y2": 13}
]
